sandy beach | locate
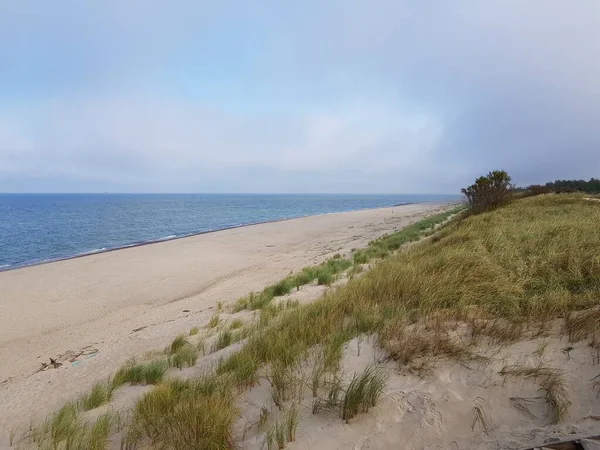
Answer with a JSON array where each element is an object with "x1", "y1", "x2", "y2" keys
[{"x1": 0, "y1": 202, "x2": 447, "y2": 434}]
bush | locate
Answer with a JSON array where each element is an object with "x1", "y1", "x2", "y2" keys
[
  {"x1": 527, "y1": 184, "x2": 554, "y2": 196},
  {"x1": 461, "y1": 170, "x2": 513, "y2": 214}
]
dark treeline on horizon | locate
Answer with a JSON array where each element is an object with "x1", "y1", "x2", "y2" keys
[{"x1": 520, "y1": 178, "x2": 600, "y2": 194}]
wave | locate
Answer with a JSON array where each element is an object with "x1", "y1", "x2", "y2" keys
[
  {"x1": 156, "y1": 235, "x2": 177, "y2": 241},
  {"x1": 77, "y1": 248, "x2": 107, "y2": 256}
]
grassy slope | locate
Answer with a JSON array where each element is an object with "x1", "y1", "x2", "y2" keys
[
  {"x1": 24, "y1": 196, "x2": 600, "y2": 449},
  {"x1": 233, "y1": 195, "x2": 600, "y2": 374}
]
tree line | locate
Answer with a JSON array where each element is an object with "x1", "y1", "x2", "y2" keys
[
  {"x1": 462, "y1": 172, "x2": 599, "y2": 215},
  {"x1": 539, "y1": 178, "x2": 600, "y2": 194}
]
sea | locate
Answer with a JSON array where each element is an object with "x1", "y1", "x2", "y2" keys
[{"x1": 0, "y1": 193, "x2": 459, "y2": 270}]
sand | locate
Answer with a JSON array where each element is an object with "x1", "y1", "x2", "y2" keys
[
  {"x1": 0, "y1": 203, "x2": 446, "y2": 436},
  {"x1": 4, "y1": 201, "x2": 598, "y2": 450}
]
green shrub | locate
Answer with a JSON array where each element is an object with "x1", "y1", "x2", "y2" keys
[{"x1": 461, "y1": 169, "x2": 513, "y2": 214}]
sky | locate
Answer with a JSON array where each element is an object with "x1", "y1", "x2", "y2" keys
[{"x1": 1, "y1": 1, "x2": 599, "y2": 194}]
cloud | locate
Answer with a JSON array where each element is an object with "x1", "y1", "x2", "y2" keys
[
  {"x1": 1, "y1": 1, "x2": 599, "y2": 192},
  {"x1": 0, "y1": 95, "x2": 444, "y2": 192}
]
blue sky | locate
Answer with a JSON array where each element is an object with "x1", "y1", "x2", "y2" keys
[{"x1": 1, "y1": 1, "x2": 599, "y2": 193}]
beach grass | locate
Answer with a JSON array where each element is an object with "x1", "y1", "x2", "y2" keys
[
  {"x1": 208, "y1": 314, "x2": 220, "y2": 328},
  {"x1": 31, "y1": 404, "x2": 115, "y2": 450},
  {"x1": 170, "y1": 344, "x2": 199, "y2": 369},
  {"x1": 79, "y1": 381, "x2": 113, "y2": 411},
  {"x1": 125, "y1": 376, "x2": 237, "y2": 449},
  {"x1": 341, "y1": 366, "x2": 387, "y2": 423},
  {"x1": 229, "y1": 318, "x2": 244, "y2": 329},
  {"x1": 26, "y1": 196, "x2": 600, "y2": 448},
  {"x1": 113, "y1": 359, "x2": 168, "y2": 386},
  {"x1": 233, "y1": 206, "x2": 462, "y2": 311},
  {"x1": 170, "y1": 335, "x2": 189, "y2": 354},
  {"x1": 263, "y1": 403, "x2": 301, "y2": 450},
  {"x1": 224, "y1": 195, "x2": 600, "y2": 396},
  {"x1": 150, "y1": 195, "x2": 597, "y2": 444}
]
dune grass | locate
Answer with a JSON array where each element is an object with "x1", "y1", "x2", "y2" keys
[
  {"x1": 19, "y1": 206, "x2": 460, "y2": 449},
  {"x1": 127, "y1": 195, "x2": 595, "y2": 446},
  {"x1": 31, "y1": 405, "x2": 115, "y2": 450},
  {"x1": 26, "y1": 196, "x2": 600, "y2": 448},
  {"x1": 79, "y1": 381, "x2": 114, "y2": 411},
  {"x1": 125, "y1": 376, "x2": 237, "y2": 450},
  {"x1": 229, "y1": 318, "x2": 244, "y2": 329},
  {"x1": 208, "y1": 314, "x2": 220, "y2": 328},
  {"x1": 500, "y1": 363, "x2": 571, "y2": 423},
  {"x1": 222, "y1": 195, "x2": 600, "y2": 403},
  {"x1": 113, "y1": 359, "x2": 168, "y2": 386},
  {"x1": 341, "y1": 366, "x2": 387, "y2": 423},
  {"x1": 189, "y1": 326, "x2": 200, "y2": 336},
  {"x1": 170, "y1": 335, "x2": 189, "y2": 354},
  {"x1": 233, "y1": 207, "x2": 461, "y2": 313},
  {"x1": 170, "y1": 344, "x2": 199, "y2": 369},
  {"x1": 263, "y1": 403, "x2": 301, "y2": 450}
]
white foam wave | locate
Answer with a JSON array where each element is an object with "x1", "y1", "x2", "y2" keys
[
  {"x1": 78, "y1": 248, "x2": 107, "y2": 256},
  {"x1": 156, "y1": 235, "x2": 176, "y2": 241}
]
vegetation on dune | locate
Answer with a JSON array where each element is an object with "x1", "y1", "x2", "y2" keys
[
  {"x1": 169, "y1": 335, "x2": 189, "y2": 354},
  {"x1": 461, "y1": 169, "x2": 513, "y2": 214},
  {"x1": 22, "y1": 192, "x2": 600, "y2": 449},
  {"x1": 341, "y1": 366, "x2": 387, "y2": 423},
  {"x1": 79, "y1": 381, "x2": 114, "y2": 411},
  {"x1": 30, "y1": 403, "x2": 115, "y2": 450},
  {"x1": 233, "y1": 205, "x2": 463, "y2": 312},
  {"x1": 125, "y1": 376, "x2": 237, "y2": 450},
  {"x1": 351, "y1": 205, "x2": 463, "y2": 264},
  {"x1": 263, "y1": 403, "x2": 301, "y2": 450},
  {"x1": 113, "y1": 359, "x2": 168, "y2": 386},
  {"x1": 208, "y1": 314, "x2": 221, "y2": 328},
  {"x1": 222, "y1": 194, "x2": 599, "y2": 412}
]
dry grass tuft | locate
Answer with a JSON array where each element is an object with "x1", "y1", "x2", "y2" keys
[
  {"x1": 500, "y1": 363, "x2": 570, "y2": 424},
  {"x1": 380, "y1": 320, "x2": 472, "y2": 366},
  {"x1": 471, "y1": 397, "x2": 491, "y2": 435},
  {"x1": 510, "y1": 397, "x2": 538, "y2": 420},
  {"x1": 539, "y1": 372, "x2": 571, "y2": 423},
  {"x1": 565, "y1": 308, "x2": 600, "y2": 345},
  {"x1": 469, "y1": 317, "x2": 525, "y2": 344}
]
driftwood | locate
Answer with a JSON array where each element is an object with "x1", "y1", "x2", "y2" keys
[{"x1": 39, "y1": 358, "x2": 62, "y2": 372}]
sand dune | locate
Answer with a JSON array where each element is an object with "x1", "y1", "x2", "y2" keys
[{"x1": 0, "y1": 203, "x2": 446, "y2": 435}]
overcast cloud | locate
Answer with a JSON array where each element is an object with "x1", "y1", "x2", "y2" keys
[{"x1": 1, "y1": 1, "x2": 598, "y2": 193}]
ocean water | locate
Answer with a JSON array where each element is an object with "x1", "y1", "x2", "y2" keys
[{"x1": 0, "y1": 193, "x2": 458, "y2": 270}]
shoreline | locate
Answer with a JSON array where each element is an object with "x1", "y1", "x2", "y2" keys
[
  {"x1": 0, "y1": 202, "x2": 449, "y2": 433},
  {"x1": 0, "y1": 201, "x2": 430, "y2": 273}
]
